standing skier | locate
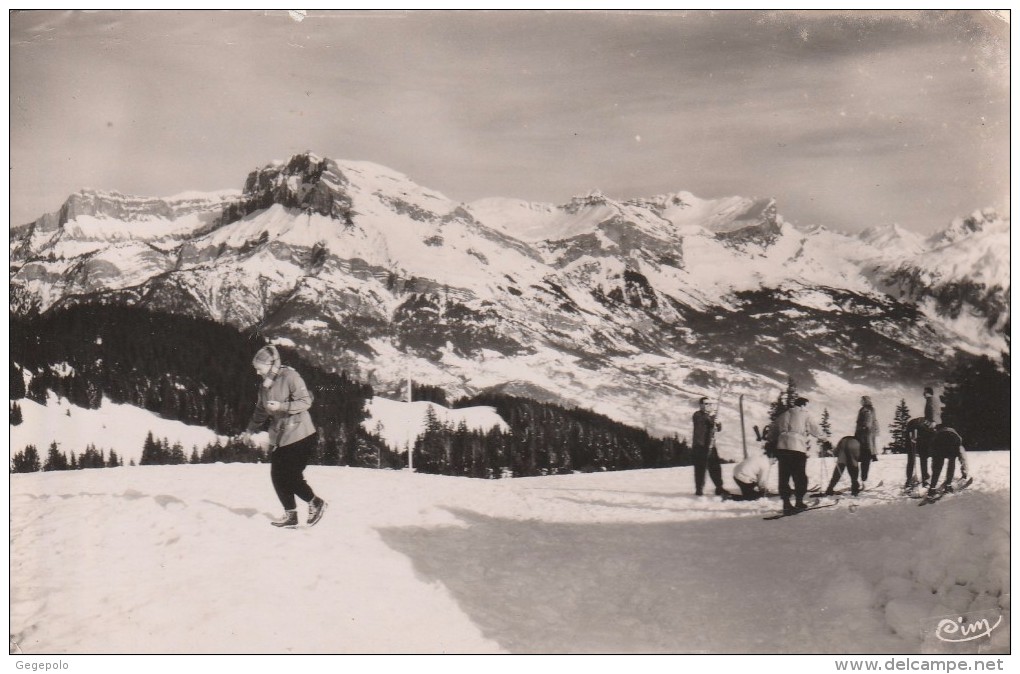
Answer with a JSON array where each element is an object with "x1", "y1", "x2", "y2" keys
[
  {"x1": 854, "y1": 396, "x2": 880, "y2": 488},
  {"x1": 904, "y1": 417, "x2": 934, "y2": 489},
  {"x1": 923, "y1": 386, "x2": 938, "y2": 425},
  {"x1": 240, "y1": 345, "x2": 327, "y2": 528},
  {"x1": 692, "y1": 396, "x2": 727, "y2": 496},
  {"x1": 927, "y1": 424, "x2": 970, "y2": 498},
  {"x1": 774, "y1": 397, "x2": 826, "y2": 514}
]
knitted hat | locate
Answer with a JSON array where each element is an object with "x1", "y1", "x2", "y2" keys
[
  {"x1": 861, "y1": 395, "x2": 873, "y2": 406},
  {"x1": 252, "y1": 345, "x2": 281, "y2": 388}
]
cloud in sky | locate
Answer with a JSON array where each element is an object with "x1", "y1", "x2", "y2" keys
[{"x1": 9, "y1": 9, "x2": 1009, "y2": 234}]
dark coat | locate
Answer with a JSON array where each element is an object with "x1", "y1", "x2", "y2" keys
[
  {"x1": 692, "y1": 409, "x2": 721, "y2": 449},
  {"x1": 930, "y1": 427, "x2": 964, "y2": 460}
]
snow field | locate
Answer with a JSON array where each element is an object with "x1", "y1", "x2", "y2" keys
[{"x1": 9, "y1": 452, "x2": 1008, "y2": 654}]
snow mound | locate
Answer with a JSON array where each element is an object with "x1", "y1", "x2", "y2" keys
[{"x1": 362, "y1": 397, "x2": 509, "y2": 450}]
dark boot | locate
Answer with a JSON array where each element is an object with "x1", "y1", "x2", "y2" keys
[
  {"x1": 271, "y1": 509, "x2": 299, "y2": 528},
  {"x1": 307, "y1": 496, "x2": 327, "y2": 526}
]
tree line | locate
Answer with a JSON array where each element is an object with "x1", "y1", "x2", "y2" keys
[
  {"x1": 10, "y1": 305, "x2": 377, "y2": 466},
  {"x1": 409, "y1": 393, "x2": 693, "y2": 478},
  {"x1": 11, "y1": 443, "x2": 124, "y2": 473},
  {"x1": 883, "y1": 350, "x2": 1009, "y2": 452},
  {"x1": 9, "y1": 305, "x2": 1006, "y2": 478}
]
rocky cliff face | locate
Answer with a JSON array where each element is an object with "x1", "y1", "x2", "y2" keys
[{"x1": 8, "y1": 152, "x2": 1009, "y2": 445}]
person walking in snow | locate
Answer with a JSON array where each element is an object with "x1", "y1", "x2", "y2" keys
[
  {"x1": 240, "y1": 345, "x2": 327, "y2": 528},
  {"x1": 926, "y1": 424, "x2": 970, "y2": 498},
  {"x1": 731, "y1": 451, "x2": 772, "y2": 500},
  {"x1": 904, "y1": 417, "x2": 934, "y2": 489},
  {"x1": 691, "y1": 396, "x2": 727, "y2": 496},
  {"x1": 854, "y1": 396, "x2": 880, "y2": 488},
  {"x1": 823, "y1": 436, "x2": 864, "y2": 496},
  {"x1": 773, "y1": 397, "x2": 826, "y2": 514}
]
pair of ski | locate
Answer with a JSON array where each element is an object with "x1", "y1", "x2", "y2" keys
[
  {"x1": 813, "y1": 480, "x2": 885, "y2": 498},
  {"x1": 763, "y1": 497, "x2": 841, "y2": 520},
  {"x1": 914, "y1": 477, "x2": 973, "y2": 506}
]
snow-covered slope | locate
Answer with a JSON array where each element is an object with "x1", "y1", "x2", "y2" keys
[
  {"x1": 10, "y1": 394, "x2": 224, "y2": 465},
  {"x1": 9, "y1": 454, "x2": 1009, "y2": 654},
  {"x1": 10, "y1": 394, "x2": 508, "y2": 467},
  {"x1": 9, "y1": 153, "x2": 1010, "y2": 442},
  {"x1": 363, "y1": 397, "x2": 508, "y2": 451}
]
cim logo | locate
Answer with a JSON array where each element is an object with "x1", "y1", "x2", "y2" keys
[{"x1": 934, "y1": 614, "x2": 1004, "y2": 643}]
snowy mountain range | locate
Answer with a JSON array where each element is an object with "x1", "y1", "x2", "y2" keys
[{"x1": 9, "y1": 152, "x2": 1010, "y2": 441}]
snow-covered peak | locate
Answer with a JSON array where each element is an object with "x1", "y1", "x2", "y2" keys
[
  {"x1": 927, "y1": 207, "x2": 1005, "y2": 247},
  {"x1": 653, "y1": 194, "x2": 775, "y2": 235},
  {"x1": 858, "y1": 223, "x2": 927, "y2": 256},
  {"x1": 914, "y1": 216, "x2": 1010, "y2": 289}
]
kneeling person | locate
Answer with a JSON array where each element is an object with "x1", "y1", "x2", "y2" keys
[{"x1": 731, "y1": 452, "x2": 772, "y2": 500}]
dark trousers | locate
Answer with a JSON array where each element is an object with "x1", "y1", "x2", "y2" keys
[
  {"x1": 860, "y1": 454, "x2": 873, "y2": 483},
  {"x1": 929, "y1": 455, "x2": 956, "y2": 493},
  {"x1": 827, "y1": 463, "x2": 860, "y2": 493},
  {"x1": 692, "y1": 445, "x2": 723, "y2": 494},
  {"x1": 734, "y1": 478, "x2": 763, "y2": 501},
  {"x1": 271, "y1": 434, "x2": 317, "y2": 510},
  {"x1": 775, "y1": 449, "x2": 808, "y2": 505},
  {"x1": 906, "y1": 442, "x2": 930, "y2": 484}
]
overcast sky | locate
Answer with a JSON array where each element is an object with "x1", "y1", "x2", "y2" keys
[{"x1": 9, "y1": 9, "x2": 1010, "y2": 234}]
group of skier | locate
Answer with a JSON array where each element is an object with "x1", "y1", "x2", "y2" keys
[
  {"x1": 691, "y1": 386, "x2": 971, "y2": 516},
  {"x1": 238, "y1": 342, "x2": 972, "y2": 527}
]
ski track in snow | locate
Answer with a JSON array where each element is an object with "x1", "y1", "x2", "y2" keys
[{"x1": 9, "y1": 454, "x2": 1009, "y2": 654}]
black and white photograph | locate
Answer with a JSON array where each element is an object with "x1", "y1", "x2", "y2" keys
[{"x1": 8, "y1": 9, "x2": 1010, "y2": 661}]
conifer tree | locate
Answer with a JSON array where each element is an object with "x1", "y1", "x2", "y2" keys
[
  {"x1": 767, "y1": 391, "x2": 787, "y2": 422},
  {"x1": 10, "y1": 401, "x2": 24, "y2": 426},
  {"x1": 887, "y1": 399, "x2": 912, "y2": 454},
  {"x1": 783, "y1": 377, "x2": 800, "y2": 409},
  {"x1": 170, "y1": 442, "x2": 187, "y2": 465},
  {"x1": 941, "y1": 352, "x2": 1010, "y2": 450},
  {"x1": 140, "y1": 432, "x2": 159, "y2": 465},
  {"x1": 817, "y1": 408, "x2": 834, "y2": 457},
  {"x1": 10, "y1": 362, "x2": 26, "y2": 400},
  {"x1": 11, "y1": 445, "x2": 41, "y2": 473},
  {"x1": 43, "y1": 442, "x2": 69, "y2": 471}
]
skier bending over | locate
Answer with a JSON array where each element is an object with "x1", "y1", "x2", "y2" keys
[
  {"x1": 927, "y1": 424, "x2": 970, "y2": 499},
  {"x1": 731, "y1": 452, "x2": 772, "y2": 500},
  {"x1": 773, "y1": 397, "x2": 826, "y2": 515},
  {"x1": 823, "y1": 436, "x2": 864, "y2": 496},
  {"x1": 240, "y1": 345, "x2": 327, "y2": 529}
]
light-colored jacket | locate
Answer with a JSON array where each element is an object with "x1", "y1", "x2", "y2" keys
[
  {"x1": 733, "y1": 453, "x2": 770, "y2": 488},
  {"x1": 246, "y1": 366, "x2": 316, "y2": 448},
  {"x1": 774, "y1": 407, "x2": 824, "y2": 454}
]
